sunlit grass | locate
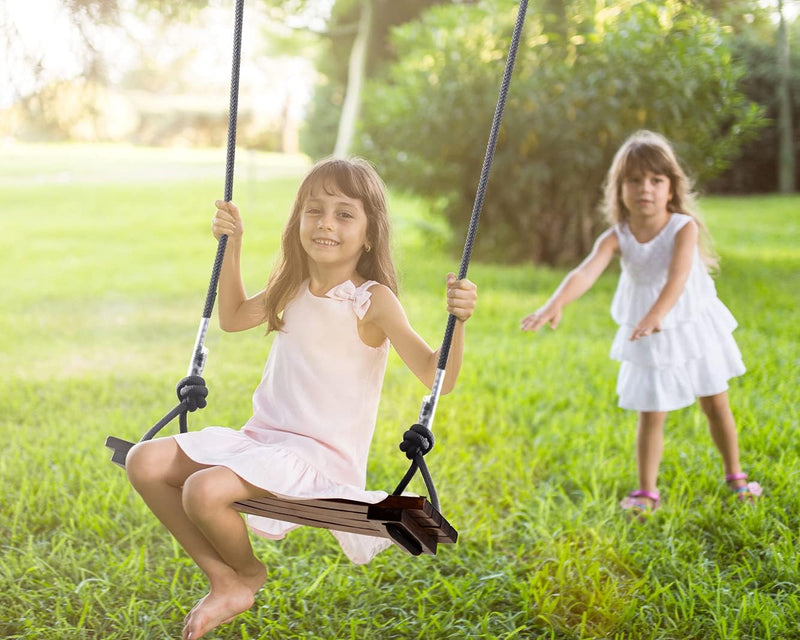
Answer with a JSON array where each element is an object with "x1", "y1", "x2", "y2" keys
[{"x1": 1, "y1": 144, "x2": 798, "y2": 639}]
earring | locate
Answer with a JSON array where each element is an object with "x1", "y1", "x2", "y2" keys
[{"x1": 364, "y1": 243, "x2": 371, "y2": 253}]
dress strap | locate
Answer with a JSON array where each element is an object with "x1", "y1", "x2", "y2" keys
[
  {"x1": 613, "y1": 223, "x2": 632, "y2": 253},
  {"x1": 669, "y1": 212, "x2": 692, "y2": 234}
]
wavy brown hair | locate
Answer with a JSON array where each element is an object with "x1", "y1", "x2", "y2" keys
[
  {"x1": 602, "y1": 130, "x2": 718, "y2": 272},
  {"x1": 263, "y1": 157, "x2": 397, "y2": 333}
]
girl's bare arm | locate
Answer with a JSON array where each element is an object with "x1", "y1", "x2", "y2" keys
[
  {"x1": 212, "y1": 200, "x2": 267, "y2": 332},
  {"x1": 362, "y1": 275, "x2": 477, "y2": 395},
  {"x1": 521, "y1": 229, "x2": 618, "y2": 332}
]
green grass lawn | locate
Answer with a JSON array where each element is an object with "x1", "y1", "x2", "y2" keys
[{"x1": 1, "y1": 143, "x2": 798, "y2": 639}]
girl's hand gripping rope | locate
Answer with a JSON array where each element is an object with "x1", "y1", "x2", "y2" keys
[
  {"x1": 212, "y1": 200, "x2": 244, "y2": 240},
  {"x1": 446, "y1": 273, "x2": 478, "y2": 322}
]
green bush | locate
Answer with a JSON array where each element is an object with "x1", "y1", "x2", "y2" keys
[
  {"x1": 709, "y1": 34, "x2": 800, "y2": 193},
  {"x1": 359, "y1": 0, "x2": 765, "y2": 265}
]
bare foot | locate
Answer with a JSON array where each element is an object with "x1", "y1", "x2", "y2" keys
[
  {"x1": 183, "y1": 564, "x2": 266, "y2": 640},
  {"x1": 184, "y1": 593, "x2": 209, "y2": 625}
]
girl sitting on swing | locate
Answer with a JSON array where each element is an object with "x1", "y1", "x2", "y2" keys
[{"x1": 125, "y1": 156, "x2": 478, "y2": 640}]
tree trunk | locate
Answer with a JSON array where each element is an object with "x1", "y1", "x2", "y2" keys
[
  {"x1": 333, "y1": 0, "x2": 373, "y2": 158},
  {"x1": 777, "y1": 0, "x2": 796, "y2": 193}
]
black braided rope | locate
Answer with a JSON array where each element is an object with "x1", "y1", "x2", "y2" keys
[
  {"x1": 140, "y1": 376, "x2": 209, "y2": 441},
  {"x1": 203, "y1": 0, "x2": 244, "y2": 320},
  {"x1": 393, "y1": 423, "x2": 438, "y2": 507},
  {"x1": 140, "y1": 403, "x2": 186, "y2": 442},
  {"x1": 140, "y1": 0, "x2": 244, "y2": 442},
  {"x1": 394, "y1": 0, "x2": 528, "y2": 508},
  {"x1": 437, "y1": 0, "x2": 527, "y2": 371}
]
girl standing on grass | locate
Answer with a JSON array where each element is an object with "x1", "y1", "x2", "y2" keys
[
  {"x1": 126, "y1": 157, "x2": 478, "y2": 640},
  {"x1": 520, "y1": 130, "x2": 760, "y2": 518}
]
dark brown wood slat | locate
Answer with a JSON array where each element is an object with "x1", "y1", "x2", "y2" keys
[
  {"x1": 389, "y1": 509, "x2": 438, "y2": 554},
  {"x1": 235, "y1": 498, "x2": 374, "y2": 524},
  {"x1": 234, "y1": 495, "x2": 457, "y2": 549},
  {"x1": 237, "y1": 495, "x2": 456, "y2": 542},
  {"x1": 369, "y1": 502, "x2": 457, "y2": 545},
  {"x1": 238, "y1": 496, "x2": 372, "y2": 520},
  {"x1": 106, "y1": 436, "x2": 134, "y2": 469},
  {"x1": 368, "y1": 496, "x2": 457, "y2": 542},
  {"x1": 234, "y1": 497, "x2": 441, "y2": 554},
  {"x1": 235, "y1": 501, "x2": 382, "y2": 536}
]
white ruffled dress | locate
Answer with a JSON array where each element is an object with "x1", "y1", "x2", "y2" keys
[
  {"x1": 610, "y1": 213, "x2": 745, "y2": 412},
  {"x1": 173, "y1": 279, "x2": 394, "y2": 564}
]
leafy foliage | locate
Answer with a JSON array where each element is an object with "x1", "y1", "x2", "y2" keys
[
  {"x1": 358, "y1": 0, "x2": 766, "y2": 265},
  {"x1": 300, "y1": 0, "x2": 461, "y2": 158},
  {"x1": 709, "y1": 25, "x2": 800, "y2": 193}
]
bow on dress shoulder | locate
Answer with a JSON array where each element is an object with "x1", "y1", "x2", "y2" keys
[{"x1": 325, "y1": 280, "x2": 373, "y2": 319}]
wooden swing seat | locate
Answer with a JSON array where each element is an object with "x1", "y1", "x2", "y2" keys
[{"x1": 105, "y1": 435, "x2": 456, "y2": 556}]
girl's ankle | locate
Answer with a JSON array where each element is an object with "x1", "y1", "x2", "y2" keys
[
  {"x1": 725, "y1": 472, "x2": 747, "y2": 490},
  {"x1": 620, "y1": 489, "x2": 660, "y2": 515}
]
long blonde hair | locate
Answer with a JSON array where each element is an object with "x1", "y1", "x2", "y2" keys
[
  {"x1": 263, "y1": 157, "x2": 397, "y2": 333},
  {"x1": 602, "y1": 130, "x2": 718, "y2": 271}
]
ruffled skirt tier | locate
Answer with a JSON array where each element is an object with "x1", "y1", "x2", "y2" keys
[{"x1": 610, "y1": 298, "x2": 745, "y2": 412}]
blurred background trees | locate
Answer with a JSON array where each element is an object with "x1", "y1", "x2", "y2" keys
[
  {"x1": 2, "y1": 0, "x2": 797, "y2": 264},
  {"x1": 358, "y1": 0, "x2": 769, "y2": 263},
  {"x1": 297, "y1": 0, "x2": 473, "y2": 158}
]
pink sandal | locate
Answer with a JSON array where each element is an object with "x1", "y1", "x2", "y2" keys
[
  {"x1": 620, "y1": 490, "x2": 660, "y2": 519},
  {"x1": 725, "y1": 472, "x2": 762, "y2": 502}
]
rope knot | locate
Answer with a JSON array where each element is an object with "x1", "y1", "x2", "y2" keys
[
  {"x1": 176, "y1": 375, "x2": 208, "y2": 412},
  {"x1": 399, "y1": 423, "x2": 435, "y2": 460}
]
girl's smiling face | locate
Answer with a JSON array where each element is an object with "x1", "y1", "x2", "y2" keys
[
  {"x1": 621, "y1": 170, "x2": 672, "y2": 221},
  {"x1": 299, "y1": 187, "x2": 369, "y2": 270}
]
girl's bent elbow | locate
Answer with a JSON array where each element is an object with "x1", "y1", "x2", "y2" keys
[{"x1": 218, "y1": 318, "x2": 241, "y2": 332}]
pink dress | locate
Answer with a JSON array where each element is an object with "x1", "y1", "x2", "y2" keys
[
  {"x1": 174, "y1": 279, "x2": 394, "y2": 564},
  {"x1": 610, "y1": 213, "x2": 746, "y2": 412}
]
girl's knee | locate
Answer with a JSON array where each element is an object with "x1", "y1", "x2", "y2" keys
[
  {"x1": 126, "y1": 440, "x2": 170, "y2": 487},
  {"x1": 637, "y1": 411, "x2": 667, "y2": 430},
  {"x1": 126, "y1": 442, "x2": 151, "y2": 486},
  {"x1": 182, "y1": 470, "x2": 220, "y2": 520},
  {"x1": 699, "y1": 392, "x2": 731, "y2": 419},
  {"x1": 182, "y1": 468, "x2": 241, "y2": 521}
]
